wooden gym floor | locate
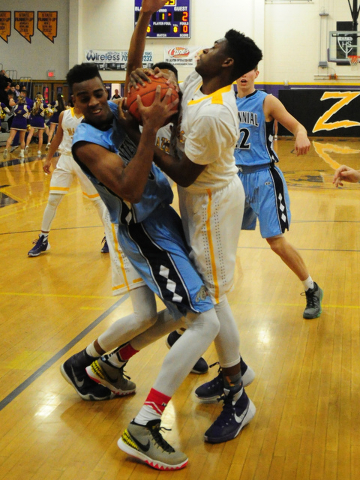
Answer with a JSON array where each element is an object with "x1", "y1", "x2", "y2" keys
[{"x1": 0, "y1": 138, "x2": 359, "y2": 479}]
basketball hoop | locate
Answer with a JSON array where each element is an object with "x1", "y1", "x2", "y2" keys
[{"x1": 348, "y1": 55, "x2": 360, "y2": 68}]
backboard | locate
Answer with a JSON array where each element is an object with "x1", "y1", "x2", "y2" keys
[{"x1": 328, "y1": 31, "x2": 360, "y2": 64}]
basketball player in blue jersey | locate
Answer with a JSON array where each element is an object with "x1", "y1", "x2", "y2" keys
[
  {"x1": 120, "y1": 0, "x2": 263, "y2": 450},
  {"x1": 234, "y1": 66, "x2": 323, "y2": 319},
  {"x1": 60, "y1": 60, "x2": 225, "y2": 470}
]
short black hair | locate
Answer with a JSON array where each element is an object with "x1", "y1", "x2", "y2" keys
[
  {"x1": 152, "y1": 62, "x2": 178, "y2": 80},
  {"x1": 224, "y1": 29, "x2": 263, "y2": 81},
  {"x1": 66, "y1": 63, "x2": 102, "y2": 90}
]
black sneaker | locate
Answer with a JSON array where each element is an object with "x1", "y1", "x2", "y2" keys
[
  {"x1": 101, "y1": 236, "x2": 109, "y2": 253},
  {"x1": 303, "y1": 282, "x2": 323, "y2": 319},
  {"x1": 60, "y1": 349, "x2": 115, "y2": 401},
  {"x1": 28, "y1": 234, "x2": 50, "y2": 257},
  {"x1": 195, "y1": 358, "x2": 255, "y2": 403},
  {"x1": 118, "y1": 419, "x2": 188, "y2": 470},
  {"x1": 204, "y1": 385, "x2": 256, "y2": 444},
  {"x1": 166, "y1": 331, "x2": 208, "y2": 374}
]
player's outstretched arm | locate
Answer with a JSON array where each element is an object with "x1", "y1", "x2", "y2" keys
[
  {"x1": 333, "y1": 165, "x2": 360, "y2": 187},
  {"x1": 264, "y1": 95, "x2": 310, "y2": 156},
  {"x1": 125, "y1": 0, "x2": 168, "y2": 92}
]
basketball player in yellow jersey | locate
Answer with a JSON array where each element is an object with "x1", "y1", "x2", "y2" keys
[
  {"x1": 126, "y1": 0, "x2": 263, "y2": 444},
  {"x1": 28, "y1": 104, "x2": 110, "y2": 257}
]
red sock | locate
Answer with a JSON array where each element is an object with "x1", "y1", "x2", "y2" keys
[
  {"x1": 117, "y1": 342, "x2": 138, "y2": 361},
  {"x1": 144, "y1": 388, "x2": 171, "y2": 415},
  {"x1": 134, "y1": 388, "x2": 172, "y2": 424}
]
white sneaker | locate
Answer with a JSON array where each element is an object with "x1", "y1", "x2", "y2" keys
[
  {"x1": 45, "y1": 143, "x2": 51, "y2": 151},
  {"x1": 19, "y1": 150, "x2": 25, "y2": 158},
  {"x1": 3, "y1": 149, "x2": 8, "y2": 159},
  {"x1": 37, "y1": 150, "x2": 42, "y2": 156}
]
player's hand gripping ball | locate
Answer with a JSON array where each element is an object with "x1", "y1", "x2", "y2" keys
[{"x1": 126, "y1": 76, "x2": 179, "y2": 126}]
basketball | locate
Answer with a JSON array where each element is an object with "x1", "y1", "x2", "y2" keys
[{"x1": 126, "y1": 76, "x2": 179, "y2": 125}]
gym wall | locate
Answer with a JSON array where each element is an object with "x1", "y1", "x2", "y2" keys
[{"x1": 0, "y1": 0, "x2": 355, "y2": 84}]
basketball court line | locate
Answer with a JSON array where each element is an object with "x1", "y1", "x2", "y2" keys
[
  {"x1": 0, "y1": 291, "x2": 115, "y2": 300},
  {"x1": 0, "y1": 225, "x2": 104, "y2": 236},
  {"x1": 0, "y1": 294, "x2": 129, "y2": 412},
  {"x1": 238, "y1": 246, "x2": 360, "y2": 253}
]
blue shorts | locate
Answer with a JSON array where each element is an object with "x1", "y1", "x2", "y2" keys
[
  {"x1": 238, "y1": 164, "x2": 291, "y2": 239},
  {"x1": 117, "y1": 203, "x2": 213, "y2": 320}
]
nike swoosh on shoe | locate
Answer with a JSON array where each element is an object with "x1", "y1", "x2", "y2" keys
[
  {"x1": 130, "y1": 434, "x2": 151, "y2": 452},
  {"x1": 234, "y1": 403, "x2": 249, "y2": 424},
  {"x1": 71, "y1": 365, "x2": 84, "y2": 388}
]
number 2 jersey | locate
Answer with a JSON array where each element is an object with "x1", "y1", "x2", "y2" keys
[{"x1": 234, "y1": 90, "x2": 279, "y2": 167}]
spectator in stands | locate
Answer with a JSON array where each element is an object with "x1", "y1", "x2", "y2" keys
[
  {"x1": 0, "y1": 70, "x2": 12, "y2": 91},
  {"x1": 15, "y1": 84, "x2": 21, "y2": 97},
  {"x1": 20, "y1": 88, "x2": 34, "y2": 109},
  {"x1": 111, "y1": 88, "x2": 121, "y2": 100},
  {"x1": 10, "y1": 85, "x2": 19, "y2": 98},
  {"x1": 0, "y1": 81, "x2": 11, "y2": 104}
]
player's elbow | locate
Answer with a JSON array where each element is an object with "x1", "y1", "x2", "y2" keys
[
  {"x1": 129, "y1": 192, "x2": 143, "y2": 204},
  {"x1": 118, "y1": 187, "x2": 143, "y2": 204},
  {"x1": 176, "y1": 170, "x2": 201, "y2": 188},
  {"x1": 177, "y1": 177, "x2": 193, "y2": 188}
]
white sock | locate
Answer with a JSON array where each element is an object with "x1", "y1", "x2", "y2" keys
[
  {"x1": 86, "y1": 342, "x2": 101, "y2": 358},
  {"x1": 106, "y1": 350, "x2": 126, "y2": 368},
  {"x1": 302, "y1": 275, "x2": 314, "y2": 291},
  {"x1": 134, "y1": 405, "x2": 161, "y2": 425}
]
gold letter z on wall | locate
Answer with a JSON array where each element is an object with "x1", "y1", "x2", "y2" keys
[{"x1": 313, "y1": 92, "x2": 360, "y2": 133}]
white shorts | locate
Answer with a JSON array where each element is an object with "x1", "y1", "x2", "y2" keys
[
  {"x1": 49, "y1": 153, "x2": 144, "y2": 296},
  {"x1": 49, "y1": 153, "x2": 100, "y2": 199},
  {"x1": 178, "y1": 175, "x2": 244, "y2": 303},
  {"x1": 104, "y1": 217, "x2": 146, "y2": 296}
]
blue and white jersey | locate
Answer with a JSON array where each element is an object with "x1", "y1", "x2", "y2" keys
[
  {"x1": 235, "y1": 90, "x2": 279, "y2": 167},
  {"x1": 72, "y1": 101, "x2": 173, "y2": 225}
]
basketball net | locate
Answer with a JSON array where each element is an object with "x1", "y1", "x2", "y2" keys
[{"x1": 348, "y1": 55, "x2": 360, "y2": 70}]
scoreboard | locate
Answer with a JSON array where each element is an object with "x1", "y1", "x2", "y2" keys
[{"x1": 134, "y1": 0, "x2": 191, "y2": 38}]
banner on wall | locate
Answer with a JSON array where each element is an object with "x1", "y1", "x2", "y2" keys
[
  {"x1": 0, "y1": 12, "x2": 11, "y2": 43},
  {"x1": 14, "y1": 11, "x2": 34, "y2": 43},
  {"x1": 164, "y1": 46, "x2": 203, "y2": 67},
  {"x1": 279, "y1": 90, "x2": 360, "y2": 137},
  {"x1": 84, "y1": 50, "x2": 153, "y2": 71},
  {"x1": 37, "y1": 11, "x2": 57, "y2": 43}
]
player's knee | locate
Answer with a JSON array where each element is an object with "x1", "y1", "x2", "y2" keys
[
  {"x1": 186, "y1": 309, "x2": 220, "y2": 339},
  {"x1": 134, "y1": 312, "x2": 158, "y2": 330},
  {"x1": 48, "y1": 193, "x2": 63, "y2": 208},
  {"x1": 266, "y1": 235, "x2": 284, "y2": 254},
  {"x1": 207, "y1": 312, "x2": 221, "y2": 338}
]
